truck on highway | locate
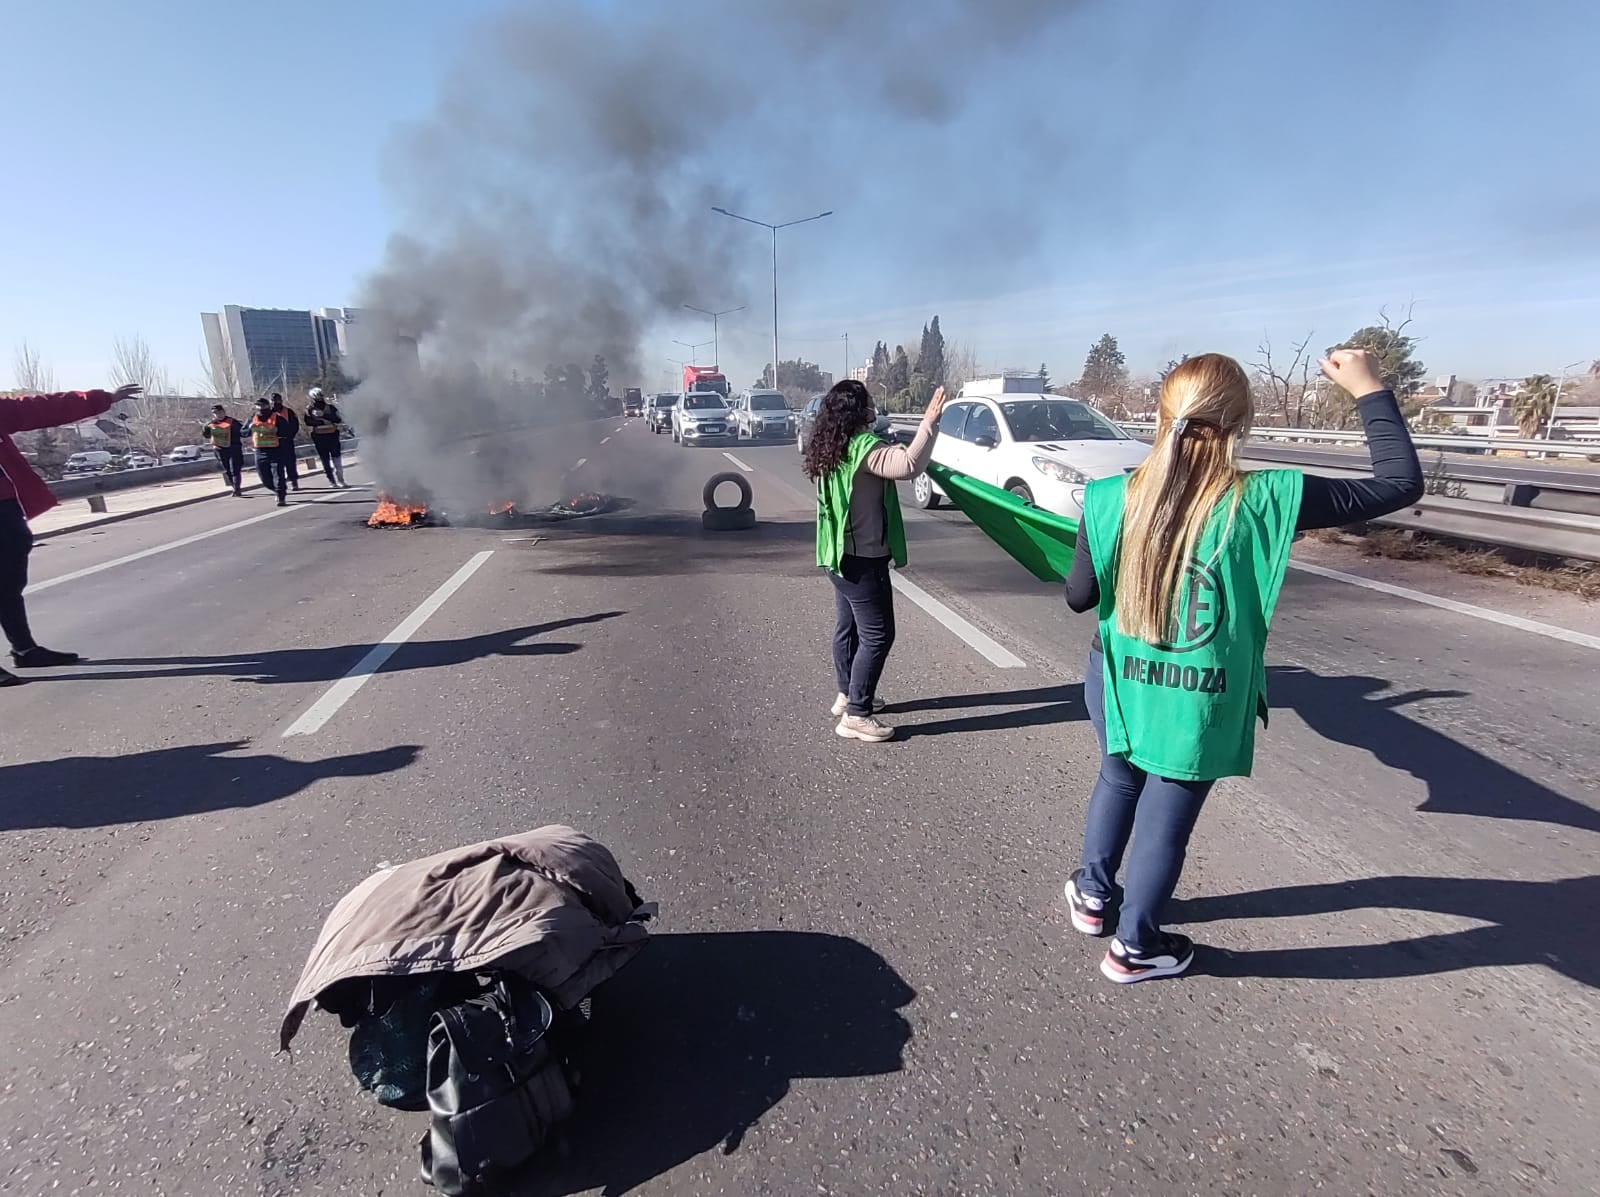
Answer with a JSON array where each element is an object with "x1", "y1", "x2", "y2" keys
[
  {"x1": 682, "y1": 365, "x2": 729, "y2": 399},
  {"x1": 623, "y1": 387, "x2": 643, "y2": 417}
]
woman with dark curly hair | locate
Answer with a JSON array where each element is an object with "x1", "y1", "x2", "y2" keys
[{"x1": 805, "y1": 379, "x2": 946, "y2": 741}]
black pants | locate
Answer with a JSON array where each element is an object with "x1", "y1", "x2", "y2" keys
[
  {"x1": 215, "y1": 449, "x2": 244, "y2": 491},
  {"x1": 257, "y1": 450, "x2": 289, "y2": 498},
  {"x1": 828, "y1": 554, "x2": 895, "y2": 717},
  {"x1": 313, "y1": 438, "x2": 344, "y2": 484},
  {"x1": 284, "y1": 441, "x2": 300, "y2": 487},
  {"x1": 0, "y1": 499, "x2": 37, "y2": 653}
]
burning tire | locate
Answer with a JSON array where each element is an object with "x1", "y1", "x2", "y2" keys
[{"x1": 702, "y1": 472, "x2": 752, "y2": 513}]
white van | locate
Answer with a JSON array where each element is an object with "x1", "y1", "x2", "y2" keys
[
  {"x1": 63, "y1": 450, "x2": 114, "y2": 475},
  {"x1": 166, "y1": 445, "x2": 207, "y2": 464}
]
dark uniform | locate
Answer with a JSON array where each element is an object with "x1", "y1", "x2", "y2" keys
[
  {"x1": 271, "y1": 398, "x2": 301, "y2": 490},
  {"x1": 250, "y1": 409, "x2": 294, "y2": 505},
  {"x1": 202, "y1": 414, "x2": 245, "y2": 494},
  {"x1": 304, "y1": 402, "x2": 346, "y2": 487}
]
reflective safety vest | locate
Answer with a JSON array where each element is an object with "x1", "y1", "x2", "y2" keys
[
  {"x1": 251, "y1": 416, "x2": 280, "y2": 449},
  {"x1": 309, "y1": 415, "x2": 340, "y2": 436},
  {"x1": 205, "y1": 420, "x2": 234, "y2": 449}
]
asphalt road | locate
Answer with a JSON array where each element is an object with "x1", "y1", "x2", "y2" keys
[{"x1": 2, "y1": 418, "x2": 1597, "y2": 1196}]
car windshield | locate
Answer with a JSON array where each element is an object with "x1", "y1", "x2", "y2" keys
[
  {"x1": 654, "y1": 395, "x2": 677, "y2": 406},
  {"x1": 999, "y1": 400, "x2": 1127, "y2": 443},
  {"x1": 685, "y1": 394, "x2": 724, "y2": 410},
  {"x1": 751, "y1": 394, "x2": 786, "y2": 410}
]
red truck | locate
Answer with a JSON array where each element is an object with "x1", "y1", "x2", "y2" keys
[{"x1": 682, "y1": 365, "x2": 729, "y2": 398}]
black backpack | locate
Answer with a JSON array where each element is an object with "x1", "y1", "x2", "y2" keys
[{"x1": 418, "y1": 974, "x2": 579, "y2": 1195}]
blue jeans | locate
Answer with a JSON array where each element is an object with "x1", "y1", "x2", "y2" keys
[
  {"x1": 1078, "y1": 648, "x2": 1213, "y2": 952},
  {"x1": 829, "y1": 555, "x2": 895, "y2": 717}
]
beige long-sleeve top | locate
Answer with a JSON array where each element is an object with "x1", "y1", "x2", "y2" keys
[{"x1": 844, "y1": 422, "x2": 939, "y2": 558}]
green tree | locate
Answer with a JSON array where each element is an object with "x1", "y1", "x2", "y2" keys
[
  {"x1": 1157, "y1": 355, "x2": 1189, "y2": 388},
  {"x1": 915, "y1": 317, "x2": 946, "y2": 389},
  {"x1": 587, "y1": 353, "x2": 609, "y2": 402},
  {"x1": 1513, "y1": 374, "x2": 1558, "y2": 438},
  {"x1": 887, "y1": 345, "x2": 910, "y2": 395},
  {"x1": 762, "y1": 359, "x2": 829, "y2": 392},
  {"x1": 1076, "y1": 333, "x2": 1128, "y2": 402},
  {"x1": 866, "y1": 341, "x2": 890, "y2": 396},
  {"x1": 1325, "y1": 309, "x2": 1427, "y2": 422}
]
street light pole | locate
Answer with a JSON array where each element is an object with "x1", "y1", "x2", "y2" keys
[
  {"x1": 1546, "y1": 358, "x2": 1586, "y2": 441},
  {"x1": 712, "y1": 206, "x2": 833, "y2": 392},
  {"x1": 673, "y1": 338, "x2": 713, "y2": 363},
  {"x1": 684, "y1": 304, "x2": 745, "y2": 370}
]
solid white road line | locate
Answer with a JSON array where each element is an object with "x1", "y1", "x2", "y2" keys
[
  {"x1": 25, "y1": 487, "x2": 364, "y2": 595},
  {"x1": 890, "y1": 572, "x2": 1027, "y2": 669},
  {"x1": 282, "y1": 551, "x2": 495, "y2": 737},
  {"x1": 722, "y1": 452, "x2": 753, "y2": 472},
  {"x1": 1289, "y1": 560, "x2": 1600, "y2": 653}
]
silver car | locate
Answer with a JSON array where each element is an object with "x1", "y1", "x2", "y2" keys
[{"x1": 673, "y1": 392, "x2": 732, "y2": 445}]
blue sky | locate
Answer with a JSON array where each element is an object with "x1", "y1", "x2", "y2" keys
[{"x1": 4, "y1": 0, "x2": 1597, "y2": 394}]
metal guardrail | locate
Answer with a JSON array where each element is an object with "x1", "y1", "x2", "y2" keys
[
  {"x1": 1121, "y1": 422, "x2": 1600, "y2": 460},
  {"x1": 47, "y1": 441, "x2": 355, "y2": 500}
]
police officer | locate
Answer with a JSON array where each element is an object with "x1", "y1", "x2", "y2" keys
[
  {"x1": 201, "y1": 404, "x2": 245, "y2": 496},
  {"x1": 250, "y1": 397, "x2": 293, "y2": 506},
  {"x1": 271, "y1": 393, "x2": 301, "y2": 491},
  {"x1": 303, "y1": 388, "x2": 347, "y2": 488}
]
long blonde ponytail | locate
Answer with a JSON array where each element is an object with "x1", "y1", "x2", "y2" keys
[{"x1": 1114, "y1": 353, "x2": 1254, "y2": 645}]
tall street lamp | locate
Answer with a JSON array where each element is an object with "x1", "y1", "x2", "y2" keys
[
  {"x1": 1547, "y1": 358, "x2": 1587, "y2": 441},
  {"x1": 712, "y1": 206, "x2": 833, "y2": 390},
  {"x1": 683, "y1": 304, "x2": 745, "y2": 369},
  {"x1": 673, "y1": 339, "x2": 713, "y2": 364}
]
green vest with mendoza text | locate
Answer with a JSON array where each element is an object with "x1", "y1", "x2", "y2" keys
[
  {"x1": 815, "y1": 430, "x2": 907, "y2": 572},
  {"x1": 1083, "y1": 468, "x2": 1303, "y2": 781}
]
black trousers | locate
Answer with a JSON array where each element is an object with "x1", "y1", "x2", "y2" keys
[
  {"x1": 215, "y1": 449, "x2": 244, "y2": 491},
  {"x1": 0, "y1": 499, "x2": 37, "y2": 653},
  {"x1": 313, "y1": 438, "x2": 344, "y2": 484},
  {"x1": 828, "y1": 554, "x2": 896, "y2": 716},
  {"x1": 257, "y1": 450, "x2": 289, "y2": 497},
  {"x1": 284, "y1": 440, "x2": 300, "y2": 486}
]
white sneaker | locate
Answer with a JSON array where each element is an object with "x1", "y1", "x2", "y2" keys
[
  {"x1": 835, "y1": 714, "x2": 895, "y2": 742},
  {"x1": 830, "y1": 693, "x2": 887, "y2": 717}
]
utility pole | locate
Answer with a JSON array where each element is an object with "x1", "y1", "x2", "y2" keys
[
  {"x1": 683, "y1": 304, "x2": 745, "y2": 369},
  {"x1": 712, "y1": 206, "x2": 833, "y2": 396}
]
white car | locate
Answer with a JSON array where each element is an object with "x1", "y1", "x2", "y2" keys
[
  {"x1": 730, "y1": 389, "x2": 796, "y2": 441},
  {"x1": 123, "y1": 454, "x2": 159, "y2": 469},
  {"x1": 672, "y1": 392, "x2": 732, "y2": 445},
  {"x1": 911, "y1": 384, "x2": 1149, "y2": 520},
  {"x1": 166, "y1": 445, "x2": 207, "y2": 464}
]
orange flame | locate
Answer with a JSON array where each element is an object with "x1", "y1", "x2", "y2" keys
[{"x1": 368, "y1": 496, "x2": 430, "y2": 527}]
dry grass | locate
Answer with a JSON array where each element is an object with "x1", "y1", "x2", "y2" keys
[{"x1": 1303, "y1": 527, "x2": 1600, "y2": 601}]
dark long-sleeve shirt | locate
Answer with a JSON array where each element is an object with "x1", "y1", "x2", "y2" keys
[{"x1": 1064, "y1": 389, "x2": 1423, "y2": 642}]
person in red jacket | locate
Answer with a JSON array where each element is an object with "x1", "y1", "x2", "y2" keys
[{"x1": 0, "y1": 383, "x2": 141, "y2": 687}]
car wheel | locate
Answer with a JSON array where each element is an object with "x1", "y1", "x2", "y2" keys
[
  {"x1": 911, "y1": 471, "x2": 941, "y2": 509},
  {"x1": 1007, "y1": 481, "x2": 1035, "y2": 506}
]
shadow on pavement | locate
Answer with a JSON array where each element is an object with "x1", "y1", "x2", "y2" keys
[
  {"x1": 516, "y1": 930, "x2": 916, "y2": 1197},
  {"x1": 31, "y1": 613, "x2": 623, "y2": 686},
  {"x1": 0, "y1": 739, "x2": 420, "y2": 830},
  {"x1": 1172, "y1": 873, "x2": 1600, "y2": 990},
  {"x1": 1267, "y1": 665, "x2": 1600, "y2": 835},
  {"x1": 891, "y1": 683, "x2": 1085, "y2": 738}
]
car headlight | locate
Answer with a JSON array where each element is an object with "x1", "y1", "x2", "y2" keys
[{"x1": 1031, "y1": 456, "x2": 1089, "y2": 484}]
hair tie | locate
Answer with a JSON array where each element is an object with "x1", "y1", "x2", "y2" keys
[{"x1": 1170, "y1": 418, "x2": 1191, "y2": 446}]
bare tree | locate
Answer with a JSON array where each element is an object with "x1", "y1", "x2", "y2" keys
[
  {"x1": 1251, "y1": 331, "x2": 1316, "y2": 428},
  {"x1": 110, "y1": 334, "x2": 165, "y2": 393},
  {"x1": 12, "y1": 340, "x2": 56, "y2": 393},
  {"x1": 942, "y1": 340, "x2": 982, "y2": 393},
  {"x1": 198, "y1": 344, "x2": 240, "y2": 400},
  {"x1": 118, "y1": 392, "x2": 199, "y2": 457}
]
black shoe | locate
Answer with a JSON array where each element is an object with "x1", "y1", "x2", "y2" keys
[
  {"x1": 12, "y1": 646, "x2": 81, "y2": 668},
  {"x1": 1064, "y1": 873, "x2": 1109, "y2": 937},
  {"x1": 277, "y1": 496, "x2": 288, "y2": 507},
  {"x1": 233, "y1": 488, "x2": 244, "y2": 496},
  {"x1": 0, "y1": 666, "x2": 27, "y2": 687},
  {"x1": 1100, "y1": 933, "x2": 1195, "y2": 984}
]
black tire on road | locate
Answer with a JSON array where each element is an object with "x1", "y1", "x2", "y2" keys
[
  {"x1": 703, "y1": 471, "x2": 753, "y2": 512},
  {"x1": 703, "y1": 506, "x2": 757, "y2": 531},
  {"x1": 1007, "y1": 481, "x2": 1035, "y2": 505},
  {"x1": 912, "y1": 472, "x2": 941, "y2": 509}
]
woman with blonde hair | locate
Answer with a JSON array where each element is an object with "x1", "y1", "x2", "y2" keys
[{"x1": 1061, "y1": 348, "x2": 1422, "y2": 982}]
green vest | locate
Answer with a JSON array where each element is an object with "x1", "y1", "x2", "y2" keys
[
  {"x1": 815, "y1": 431, "x2": 907, "y2": 572},
  {"x1": 1083, "y1": 468, "x2": 1303, "y2": 781}
]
